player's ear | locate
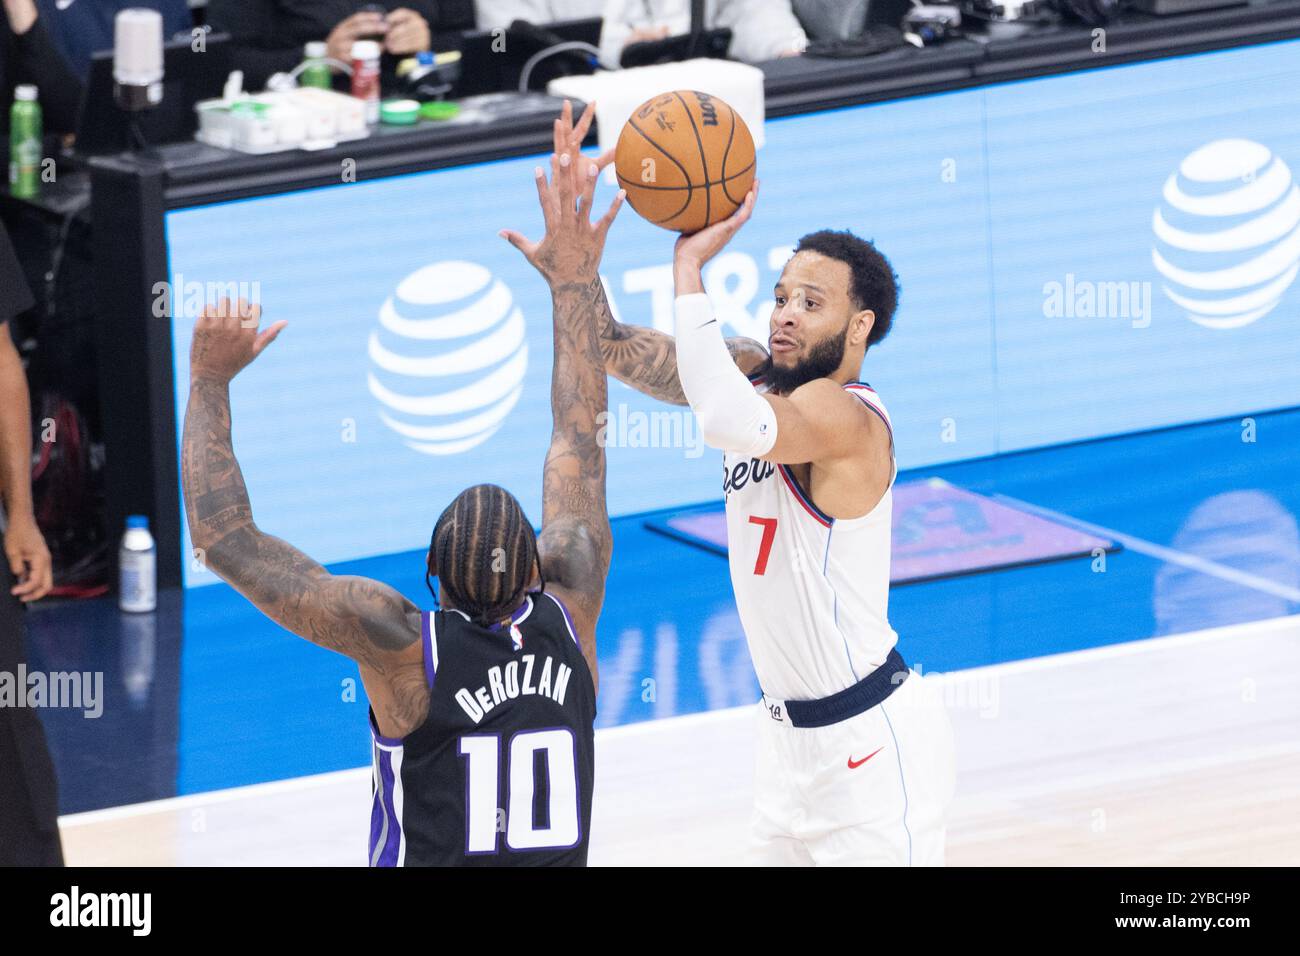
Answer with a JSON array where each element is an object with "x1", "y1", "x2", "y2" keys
[{"x1": 850, "y1": 309, "x2": 875, "y2": 349}]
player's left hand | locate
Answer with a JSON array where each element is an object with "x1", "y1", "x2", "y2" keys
[
  {"x1": 189, "y1": 299, "x2": 287, "y2": 384},
  {"x1": 500, "y1": 100, "x2": 625, "y2": 287}
]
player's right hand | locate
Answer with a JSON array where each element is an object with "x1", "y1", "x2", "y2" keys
[
  {"x1": 500, "y1": 100, "x2": 625, "y2": 288},
  {"x1": 674, "y1": 180, "x2": 759, "y2": 269}
]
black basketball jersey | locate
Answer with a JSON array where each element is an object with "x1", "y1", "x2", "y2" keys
[{"x1": 368, "y1": 591, "x2": 596, "y2": 866}]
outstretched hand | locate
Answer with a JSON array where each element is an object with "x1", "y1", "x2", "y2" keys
[
  {"x1": 189, "y1": 298, "x2": 286, "y2": 385},
  {"x1": 500, "y1": 100, "x2": 625, "y2": 288}
]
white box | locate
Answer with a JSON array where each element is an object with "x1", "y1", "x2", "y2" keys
[{"x1": 548, "y1": 59, "x2": 766, "y2": 183}]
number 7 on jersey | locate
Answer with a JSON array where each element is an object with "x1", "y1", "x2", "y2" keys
[{"x1": 747, "y1": 515, "x2": 778, "y2": 575}]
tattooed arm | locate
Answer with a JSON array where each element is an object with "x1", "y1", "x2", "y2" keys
[
  {"x1": 181, "y1": 301, "x2": 422, "y2": 684},
  {"x1": 538, "y1": 272, "x2": 611, "y2": 688},
  {"x1": 501, "y1": 101, "x2": 624, "y2": 687},
  {"x1": 597, "y1": 297, "x2": 770, "y2": 406}
]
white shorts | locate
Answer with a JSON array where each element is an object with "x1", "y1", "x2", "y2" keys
[{"x1": 750, "y1": 669, "x2": 956, "y2": 866}]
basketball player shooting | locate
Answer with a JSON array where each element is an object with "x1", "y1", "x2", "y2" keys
[
  {"x1": 594, "y1": 161, "x2": 956, "y2": 863},
  {"x1": 178, "y1": 106, "x2": 622, "y2": 865}
]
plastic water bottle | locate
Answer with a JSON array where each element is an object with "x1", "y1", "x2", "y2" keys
[
  {"x1": 9, "y1": 85, "x2": 42, "y2": 199},
  {"x1": 299, "y1": 41, "x2": 332, "y2": 89},
  {"x1": 119, "y1": 515, "x2": 157, "y2": 613}
]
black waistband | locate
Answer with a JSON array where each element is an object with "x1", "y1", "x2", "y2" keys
[{"x1": 778, "y1": 648, "x2": 909, "y2": 728}]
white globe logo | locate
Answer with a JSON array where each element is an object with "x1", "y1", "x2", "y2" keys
[
  {"x1": 1152, "y1": 139, "x2": 1300, "y2": 330},
  {"x1": 367, "y1": 261, "x2": 527, "y2": 455}
]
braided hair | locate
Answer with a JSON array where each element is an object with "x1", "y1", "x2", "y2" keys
[{"x1": 426, "y1": 484, "x2": 542, "y2": 627}]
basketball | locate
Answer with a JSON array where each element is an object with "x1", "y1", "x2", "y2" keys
[{"x1": 614, "y1": 90, "x2": 756, "y2": 233}]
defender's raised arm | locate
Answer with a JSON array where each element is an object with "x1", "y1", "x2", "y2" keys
[
  {"x1": 518, "y1": 105, "x2": 769, "y2": 406},
  {"x1": 181, "y1": 300, "x2": 422, "y2": 676},
  {"x1": 500, "y1": 102, "x2": 621, "y2": 686}
]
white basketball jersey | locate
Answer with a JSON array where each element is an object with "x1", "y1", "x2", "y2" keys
[{"x1": 723, "y1": 381, "x2": 898, "y2": 701}]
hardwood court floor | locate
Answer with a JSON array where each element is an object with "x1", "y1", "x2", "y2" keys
[{"x1": 58, "y1": 613, "x2": 1300, "y2": 866}]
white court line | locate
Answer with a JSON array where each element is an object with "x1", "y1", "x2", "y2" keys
[
  {"x1": 58, "y1": 711, "x2": 758, "y2": 828},
  {"x1": 957, "y1": 739, "x2": 1300, "y2": 808},
  {"x1": 994, "y1": 492, "x2": 1300, "y2": 603},
  {"x1": 596, "y1": 701, "x2": 751, "y2": 739},
  {"x1": 925, "y1": 612, "x2": 1300, "y2": 683},
  {"x1": 60, "y1": 707, "x2": 762, "y2": 827},
  {"x1": 59, "y1": 767, "x2": 372, "y2": 827},
  {"x1": 57, "y1": 613, "x2": 1300, "y2": 828}
]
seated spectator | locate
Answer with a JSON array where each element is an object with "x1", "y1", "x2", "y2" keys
[
  {"x1": 206, "y1": 0, "x2": 476, "y2": 92},
  {"x1": 32, "y1": 0, "x2": 192, "y2": 80},
  {"x1": 3, "y1": 0, "x2": 82, "y2": 145},
  {"x1": 599, "y1": 0, "x2": 806, "y2": 66},
  {"x1": 476, "y1": 1, "x2": 607, "y2": 31}
]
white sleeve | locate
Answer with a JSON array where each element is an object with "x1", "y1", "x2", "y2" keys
[
  {"x1": 476, "y1": 0, "x2": 549, "y2": 30},
  {"x1": 673, "y1": 293, "x2": 777, "y2": 457},
  {"x1": 715, "y1": 0, "x2": 807, "y2": 62},
  {"x1": 598, "y1": 0, "x2": 637, "y2": 67}
]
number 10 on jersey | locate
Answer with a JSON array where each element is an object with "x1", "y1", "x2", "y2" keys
[{"x1": 459, "y1": 728, "x2": 581, "y2": 854}]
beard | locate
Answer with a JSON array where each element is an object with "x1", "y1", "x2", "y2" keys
[{"x1": 764, "y1": 322, "x2": 850, "y2": 394}]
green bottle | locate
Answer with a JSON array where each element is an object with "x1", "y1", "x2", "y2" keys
[
  {"x1": 9, "y1": 85, "x2": 42, "y2": 200},
  {"x1": 299, "y1": 42, "x2": 332, "y2": 90}
]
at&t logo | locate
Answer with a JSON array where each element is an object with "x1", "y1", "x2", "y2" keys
[{"x1": 367, "y1": 262, "x2": 527, "y2": 455}]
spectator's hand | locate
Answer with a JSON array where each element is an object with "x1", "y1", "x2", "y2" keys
[
  {"x1": 326, "y1": 11, "x2": 388, "y2": 63},
  {"x1": 2, "y1": 0, "x2": 38, "y2": 35},
  {"x1": 384, "y1": 8, "x2": 431, "y2": 56},
  {"x1": 778, "y1": 30, "x2": 809, "y2": 58},
  {"x1": 5, "y1": 512, "x2": 51, "y2": 602},
  {"x1": 627, "y1": 25, "x2": 670, "y2": 45}
]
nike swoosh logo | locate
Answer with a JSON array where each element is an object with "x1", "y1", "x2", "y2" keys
[
  {"x1": 697, "y1": 319, "x2": 717, "y2": 329},
  {"x1": 56, "y1": 0, "x2": 76, "y2": 10},
  {"x1": 847, "y1": 747, "x2": 883, "y2": 769}
]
